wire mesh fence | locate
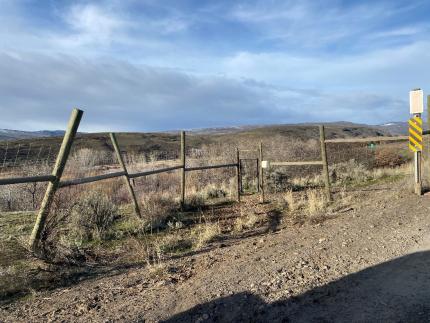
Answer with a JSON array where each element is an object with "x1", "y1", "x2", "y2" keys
[
  {"x1": 0, "y1": 142, "x2": 59, "y2": 174},
  {"x1": 0, "y1": 128, "x2": 416, "y2": 214}
]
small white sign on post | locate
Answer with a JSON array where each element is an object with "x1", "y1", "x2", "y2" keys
[
  {"x1": 262, "y1": 160, "x2": 269, "y2": 169},
  {"x1": 410, "y1": 89, "x2": 424, "y2": 114}
]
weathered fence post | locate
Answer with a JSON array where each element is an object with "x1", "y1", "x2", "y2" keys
[
  {"x1": 29, "y1": 108, "x2": 83, "y2": 251},
  {"x1": 319, "y1": 125, "x2": 332, "y2": 202},
  {"x1": 259, "y1": 142, "x2": 265, "y2": 203},
  {"x1": 256, "y1": 157, "x2": 260, "y2": 193},
  {"x1": 180, "y1": 131, "x2": 186, "y2": 208},
  {"x1": 236, "y1": 148, "x2": 241, "y2": 202},
  {"x1": 110, "y1": 133, "x2": 141, "y2": 218}
]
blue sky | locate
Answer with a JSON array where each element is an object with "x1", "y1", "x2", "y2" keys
[{"x1": 0, "y1": 0, "x2": 429, "y2": 131}]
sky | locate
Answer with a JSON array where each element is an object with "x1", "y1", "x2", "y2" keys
[{"x1": 0, "y1": 0, "x2": 429, "y2": 132}]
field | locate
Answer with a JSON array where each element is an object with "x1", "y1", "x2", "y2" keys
[{"x1": 0, "y1": 123, "x2": 426, "y2": 322}]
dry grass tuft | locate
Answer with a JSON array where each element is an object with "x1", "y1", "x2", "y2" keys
[
  {"x1": 233, "y1": 209, "x2": 263, "y2": 232},
  {"x1": 192, "y1": 221, "x2": 221, "y2": 249},
  {"x1": 283, "y1": 189, "x2": 305, "y2": 212},
  {"x1": 306, "y1": 189, "x2": 326, "y2": 216}
]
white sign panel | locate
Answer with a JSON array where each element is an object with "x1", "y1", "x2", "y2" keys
[
  {"x1": 410, "y1": 89, "x2": 424, "y2": 114},
  {"x1": 262, "y1": 160, "x2": 269, "y2": 169}
]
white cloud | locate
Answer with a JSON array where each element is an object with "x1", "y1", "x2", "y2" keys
[
  {"x1": 0, "y1": 52, "x2": 410, "y2": 132},
  {"x1": 0, "y1": 0, "x2": 428, "y2": 132},
  {"x1": 229, "y1": 0, "x2": 427, "y2": 50},
  {"x1": 222, "y1": 41, "x2": 430, "y2": 94},
  {"x1": 64, "y1": 4, "x2": 126, "y2": 45}
]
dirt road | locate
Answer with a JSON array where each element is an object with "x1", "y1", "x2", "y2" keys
[{"x1": 2, "y1": 183, "x2": 430, "y2": 322}]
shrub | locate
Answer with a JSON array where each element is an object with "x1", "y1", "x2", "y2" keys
[
  {"x1": 184, "y1": 194, "x2": 205, "y2": 210},
  {"x1": 205, "y1": 187, "x2": 227, "y2": 199},
  {"x1": 140, "y1": 194, "x2": 178, "y2": 231},
  {"x1": 267, "y1": 170, "x2": 291, "y2": 192},
  {"x1": 71, "y1": 191, "x2": 118, "y2": 242},
  {"x1": 69, "y1": 148, "x2": 113, "y2": 168},
  {"x1": 329, "y1": 159, "x2": 371, "y2": 184},
  {"x1": 374, "y1": 149, "x2": 407, "y2": 168}
]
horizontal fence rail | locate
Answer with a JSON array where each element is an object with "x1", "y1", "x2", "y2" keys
[
  {"x1": 59, "y1": 171, "x2": 127, "y2": 188},
  {"x1": 324, "y1": 136, "x2": 408, "y2": 143},
  {"x1": 0, "y1": 175, "x2": 56, "y2": 186},
  {"x1": 270, "y1": 161, "x2": 324, "y2": 166},
  {"x1": 129, "y1": 165, "x2": 183, "y2": 178},
  {"x1": 56, "y1": 163, "x2": 236, "y2": 188},
  {"x1": 185, "y1": 163, "x2": 238, "y2": 172}
]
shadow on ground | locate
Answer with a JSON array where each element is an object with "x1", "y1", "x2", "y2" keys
[{"x1": 163, "y1": 251, "x2": 430, "y2": 323}]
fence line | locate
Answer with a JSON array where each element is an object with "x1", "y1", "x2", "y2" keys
[{"x1": 0, "y1": 107, "x2": 415, "y2": 250}]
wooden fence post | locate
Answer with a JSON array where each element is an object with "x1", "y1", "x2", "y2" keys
[
  {"x1": 110, "y1": 133, "x2": 141, "y2": 218},
  {"x1": 29, "y1": 108, "x2": 83, "y2": 251},
  {"x1": 256, "y1": 157, "x2": 260, "y2": 193},
  {"x1": 319, "y1": 125, "x2": 332, "y2": 202},
  {"x1": 236, "y1": 148, "x2": 241, "y2": 202},
  {"x1": 180, "y1": 131, "x2": 186, "y2": 208},
  {"x1": 259, "y1": 142, "x2": 265, "y2": 203}
]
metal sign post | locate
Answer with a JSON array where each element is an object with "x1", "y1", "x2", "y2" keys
[{"x1": 409, "y1": 89, "x2": 424, "y2": 195}]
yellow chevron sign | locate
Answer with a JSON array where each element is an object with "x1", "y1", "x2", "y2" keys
[{"x1": 409, "y1": 116, "x2": 423, "y2": 152}]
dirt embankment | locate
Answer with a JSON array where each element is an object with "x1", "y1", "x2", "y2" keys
[{"x1": 2, "y1": 183, "x2": 430, "y2": 322}]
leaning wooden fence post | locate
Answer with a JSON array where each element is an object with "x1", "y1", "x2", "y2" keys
[
  {"x1": 236, "y1": 148, "x2": 241, "y2": 202},
  {"x1": 110, "y1": 133, "x2": 141, "y2": 218},
  {"x1": 319, "y1": 125, "x2": 332, "y2": 202},
  {"x1": 29, "y1": 108, "x2": 83, "y2": 251},
  {"x1": 259, "y1": 142, "x2": 265, "y2": 203},
  {"x1": 180, "y1": 131, "x2": 186, "y2": 208}
]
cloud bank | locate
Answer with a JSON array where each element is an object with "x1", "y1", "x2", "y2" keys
[{"x1": 0, "y1": 0, "x2": 429, "y2": 131}]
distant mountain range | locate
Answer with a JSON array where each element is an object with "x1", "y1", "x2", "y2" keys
[
  {"x1": 0, "y1": 129, "x2": 65, "y2": 141},
  {"x1": 0, "y1": 121, "x2": 411, "y2": 141},
  {"x1": 186, "y1": 121, "x2": 410, "y2": 136},
  {"x1": 373, "y1": 122, "x2": 410, "y2": 136}
]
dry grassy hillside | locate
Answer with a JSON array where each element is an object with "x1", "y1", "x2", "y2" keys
[{"x1": 0, "y1": 123, "x2": 390, "y2": 164}]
